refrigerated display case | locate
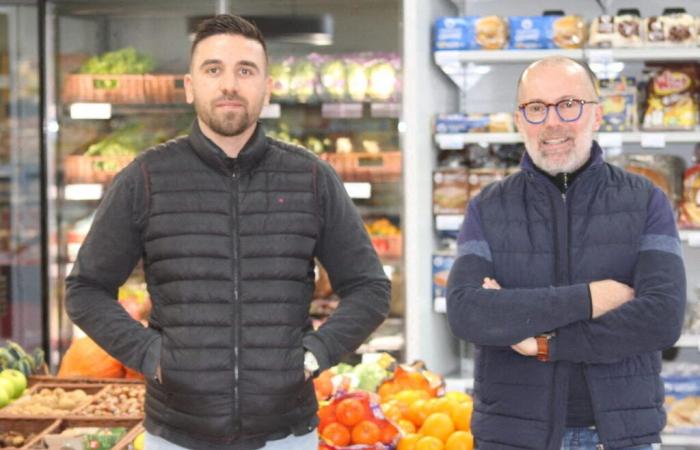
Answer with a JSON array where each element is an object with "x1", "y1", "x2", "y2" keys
[
  {"x1": 0, "y1": 2, "x2": 43, "y2": 354},
  {"x1": 44, "y1": 0, "x2": 405, "y2": 368}
]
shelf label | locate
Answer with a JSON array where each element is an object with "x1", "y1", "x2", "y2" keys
[
  {"x1": 70, "y1": 103, "x2": 112, "y2": 120},
  {"x1": 64, "y1": 183, "x2": 103, "y2": 201},
  {"x1": 344, "y1": 182, "x2": 371, "y2": 199},
  {"x1": 435, "y1": 214, "x2": 463, "y2": 231},
  {"x1": 370, "y1": 102, "x2": 401, "y2": 118},
  {"x1": 597, "y1": 132, "x2": 623, "y2": 149},
  {"x1": 260, "y1": 103, "x2": 281, "y2": 119},
  {"x1": 586, "y1": 49, "x2": 614, "y2": 64},
  {"x1": 322, "y1": 103, "x2": 363, "y2": 119},
  {"x1": 640, "y1": 133, "x2": 666, "y2": 148},
  {"x1": 436, "y1": 134, "x2": 465, "y2": 150}
]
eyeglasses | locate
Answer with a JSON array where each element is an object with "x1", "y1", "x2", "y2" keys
[{"x1": 518, "y1": 98, "x2": 599, "y2": 124}]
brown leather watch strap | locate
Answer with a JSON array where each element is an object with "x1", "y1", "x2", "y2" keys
[{"x1": 536, "y1": 335, "x2": 551, "y2": 362}]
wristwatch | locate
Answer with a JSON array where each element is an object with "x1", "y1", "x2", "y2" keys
[
  {"x1": 535, "y1": 332, "x2": 555, "y2": 362},
  {"x1": 304, "y1": 351, "x2": 319, "y2": 375}
]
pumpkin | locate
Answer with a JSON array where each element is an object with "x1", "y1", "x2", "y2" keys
[
  {"x1": 58, "y1": 337, "x2": 125, "y2": 378},
  {"x1": 124, "y1": 366, "x2": 144, "y2": 380}
]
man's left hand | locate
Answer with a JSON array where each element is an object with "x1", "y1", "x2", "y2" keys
[{"x1": 482, "y1": 277, "x2": 538, "y2": 357}]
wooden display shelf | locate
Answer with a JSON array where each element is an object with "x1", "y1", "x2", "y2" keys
[
  {"x1": 33, "y1": 418, "x2": 142, "y2": 450},
  {"x1": 0, "y1": 383, "x2": 107, "y2": 420},
  {"x1": 63, "y1": 73, "x2": 187, "y2": 105},
  {"x1": 0, "y1": 418, "x2": 60, "y2": 450},
  {"x1": 321, "y1": 151, "x2": 402, "y2": 182},
  {"x1": 63, "y1": 155, "x2": 135, "y2": 184},
  {"x1": 28, "y1": 376, "x2": 142, "y2": 387}
]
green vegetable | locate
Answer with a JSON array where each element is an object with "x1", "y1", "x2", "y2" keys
[{"x1": 79, "y1": 47, "x2": 155, "y2": 75}]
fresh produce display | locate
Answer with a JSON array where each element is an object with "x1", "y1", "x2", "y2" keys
[
  {"x1": 77, "y1": 384, "x2": 145, "y2": 417},
  {"x1": 0, "y1": 387, "x2": 90, "y2": 416},
  {"x1": 318, "y1": 390, "x2": 401, "y2": 449},
  {"x1": 57, "y1": 337, "x2": 127, "y2": 379},
  {"x1": 366, "y1": 219, "x2": 400, "y2": 237},
  {"x1": 83, "y1": 427, "x2": 129, "y2": 450},
  {"x1": 0, "y1": 430, "x2": 36, "y2": 448},
  {"x1": 269, "y1": 53, "x2": 401, "y2": 103},
  {"x1": 0, "y1": 340, "x2": 46, "y2": 377},
  {"x1": 79, "y1": 48, "x2": 154, "y2": 75}
]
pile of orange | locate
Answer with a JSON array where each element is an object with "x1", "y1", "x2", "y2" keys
[
  {"x1": 318, "y1": 393, "x2": 400, "y2": 447},
  {"x1": 381, "y1": 390, "x2": 474, "y2": 450}
]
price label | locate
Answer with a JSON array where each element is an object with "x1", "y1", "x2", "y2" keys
[
  {"x1": 640, "y1": 133, "x2": 666, "y2": 148},
  {"x1": 597, "y1": 132, "x2": 623, "y2": 148},
  {"x1": 322, "y1": 103, "x2": 363, "y2": 119},
  {"x1": 436, "y1": 134, "x2": 465, "y2": 150},
  {"x1": 260, "y1": 103, "x2": 281, "y2": 119}
]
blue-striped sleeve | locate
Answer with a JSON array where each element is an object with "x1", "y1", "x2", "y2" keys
[
  {"x1": 639, "y1": 187, "x2": 682, "y2": 258},
  {"x1": 457, "y1": 198, "x2": 492, "y2": 262}
]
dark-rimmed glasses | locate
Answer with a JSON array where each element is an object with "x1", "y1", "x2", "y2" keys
[{"x1": 518, "y1": 98, "x2": 599, "y2": 124}]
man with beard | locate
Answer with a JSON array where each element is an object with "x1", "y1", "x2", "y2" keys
[
  {"x1": 66, "y1": 15, "x2": 390, "y2": 450},
  {"x1": 446, "y1": 56, "x2": 685, "y2": 450}
]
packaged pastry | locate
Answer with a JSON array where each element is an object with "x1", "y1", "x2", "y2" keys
[
  {"x1": 589, "y1": 15, "x2": 615, "y2": 47},
  {"x1": 467, "y1": 168, "x2": 507, "y2": 201},
  {"x1": 433, "y1": 17, "x2": 472, "y2": 51},
  {"x1": 613, "y1": 10, "x2": 643, "y2": 47},
  {"x1": 644, "y1": 16, "x2": 666, "y2": 44},
  {"x1": 508, "y1": 16, "x2": 554, "y2": 49},
  {"x1": 663, "y1": 9, "x2": 696, "y2": 45},
  {"x1": 474, "y1": 16, "x2": 508, "y2": 50},
  {"x1": 681, "y1": 161, "x2": 700, "y2": 227},
  {"x1": 551, "y1": 15, "x2": 586, "y2": 48},
  {"x1": 642, "y1": 64, "x2": 699, "y2": 131},
  {"x1": 433, "y1": 169, "x2": 469, "y2": 215},
  {"x1": 598, "y1": 77, "x2": 637, "y2": 131},
  {"x1": 487, "y1": 113, "x2": 514, "y2": 133},
  {"x1": 610, "y1": 154, "x2": 685, "y2": 207}
]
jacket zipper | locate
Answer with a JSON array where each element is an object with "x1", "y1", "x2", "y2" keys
[{"x1": 230, "y1": 164, "x2": 242, "y2": 438}]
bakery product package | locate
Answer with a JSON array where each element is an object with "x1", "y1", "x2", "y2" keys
[
  {"x1": 589, "y1": 15, "x2": 615, "y2": 47},
  {"x1": 642, "y1": 63, "x2": 700, "y2": 131},
  {"x1": 613, "y1": 9, "x2": 643, "y2": 47},
  {"x1": 433, "y1": 16, "x2": 507, "y2": 51},
  {"x1": 551, "y1": 15, "x2": 586, "y2": 48},
  {"x1": 508, "y1": 15, "x2": 553, "y2": 49},
  {"x1": 598, "y1": 76, "x2": 638, "y2": 132}
]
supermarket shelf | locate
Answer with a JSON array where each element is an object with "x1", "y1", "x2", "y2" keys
[
  {"x1": 662, "y1": 434, "x2": 700, "y2": 445},
  {"x1": 434, "y1": 49, "x2": 584, "y2": 65},
  {"x1": 434, "y1": 47, "x2": 700, "y2": 66},
  {"x1": 680, "y1": 229, "x2": 700, "y2": 248},
  {"x1": 435, "y1": 131, "x2": 700, "y2": 149},
  {"x1": 676, "y1": 334, "x2": 700, "y2": 348}
]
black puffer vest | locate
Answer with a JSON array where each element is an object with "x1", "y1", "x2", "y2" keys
[{"x1": 142, "y1": 123, "x2": 320, "y2": 448}]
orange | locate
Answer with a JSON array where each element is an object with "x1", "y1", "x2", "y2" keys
[
  {"x1": 351, "y1": 420, "x2": 381, "y2": 445},
  {"x1": 336, "y1": 398, "x2": 366, "y2": 427},
  {"x1": 405, "y1": 399, "x2": 429, "y2": 427},
  {"x1": 381, "y1": 401, "x2": 403, "y2": 423},
  {"x1": 320, "y1": 422, "x2": 351, "y2": 446},
  {"x1": 415, "y1": 435, "x2": 445, "y2": 450},
  {"x1": 445, "y1": 430, "x2": 474, "y2": 450},
  {"x1": 431, "y1": 397, "x2": 458, "y2": 416},
  {"x1": 395, "y1": 389, "x2": 431, "y2": 406},
  {"x1": 444, "y1": 391, "x2": 471, "y2": 404},
  {"x1": 317, "y1": 403, "x2": 336, "y2": 431},
  {"x1": 379, "y1": 423, "x2": 400, "y2": 444},
  {"x1": 378, "y1": 381, "x2": 401, "y2": 401},
  {"x1": 397, "y1": 433, "x2": 422, "y2": 450},
  {"x1": 420, "y1": 413, "x2": 455, "y2": 443},
  {"x1": 398, "y1": 418, "x2": 416, "y2": 433},
  {"x1": 450, "y1": 401, "x2": 473, "y2": 432}
]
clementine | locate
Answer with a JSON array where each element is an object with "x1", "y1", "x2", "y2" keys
[
  {"x1": 415, "y1": 435, "x2": 445, "y2": 450},
  {"x1": 320, "y1": 422, "x2": 351, "y2": 446},
  {"x1": 351, "y1": 419, "x2": 381, "y2": 445},
  {"x1": 445, "y1": 430, "x2": 474, "y2": 450},
  {"x1": 420, "y1": 413, "x2": 455, "y2": 443},
  {"x1": 450, "y1": 401, "x2": 473, "y2": 432},
  {"x1": 336, "y1": 398, "x2": 366, "y2": 427},
  {"x1": 397, "y1": 433, "x2": 422, "y2": 450}
]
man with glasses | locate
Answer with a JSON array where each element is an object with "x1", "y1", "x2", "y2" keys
[{"x1": 447, "y1": 56, "x2": 685, "y2": 449}]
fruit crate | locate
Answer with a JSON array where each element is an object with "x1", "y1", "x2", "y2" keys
[
  {"x1": 321, "y1": 151, "x2": 401, "y2": 182},
  {"x1": 62, "y1": 74, "x2": 146, "y2": 104},
  {"x1": 63, "y1": 155, "x2": 135, "y2": 184},
  {"x1": 0, "y1": 418, "x2": 59, "y2": 450},
  {"x1": 31, "y1": 418, "x2": 142, "y2": 450},
  {"x1": 0, "y1": 383, "x2": 107, "y2": 419},
  {"x1": 370, "y1": 234, "x2": 402, "y2": 259},
  {"x1": 144, "y1": 74, "x2": 187, "y2": 104},
  {"x1": 28, "y1": 376, "x2": 142, "y2": 388}
]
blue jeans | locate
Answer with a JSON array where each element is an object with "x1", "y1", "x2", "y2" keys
[
  {"x1": 144, "y1": 429, "x2": 318, "y2": 450},
  {"x1": 561, "y1": 427, "x2": 655, "y2": 450}
]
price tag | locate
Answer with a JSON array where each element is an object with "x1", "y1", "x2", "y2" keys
[
  {"x1": 260, "y1": 103, "x2": 281, "y2": 119},
  {"x1": 436, "y1": 134, "x2": 465, "y2": 150},
  {"x1": 322, "y1": 103, "x2": 363, "y2": 119},
  {"x1": 343, "y1": 182, "x2": 371, "y2": 199},
  {"x1": 597, "y1": 132, "x2": 623, "y2": 148},
  {"x1": 435, "y1": 214, "x2": 463, "y2": 231},
  {"x1": 640, "y1": 133, "x2": 666, "y2": 148},
  {"x1": 587, "y1": 49, "x2": 614, "y2": 64},
  {"x1": 370, "y1": 103, "x2": 401, "y2": 118},
  {"x1": 70, "y1": 103, "x2": 112, "y2": 120}
]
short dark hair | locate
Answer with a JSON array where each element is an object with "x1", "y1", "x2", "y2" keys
[{"x1": 191, "y1": 14, "x2": 268, "y2": 62}]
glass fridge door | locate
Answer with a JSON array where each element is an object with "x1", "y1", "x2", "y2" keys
[{"x1": 0, "y1": 2, "x2": 43, "y2": 354}]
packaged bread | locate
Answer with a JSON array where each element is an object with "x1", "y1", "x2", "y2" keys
[
  {"x1": 433, "y1": 169, "x2": 469, "y2": 215},
  {"x1": 474, "y1": 16, "x2": 508, "y2": 50},
  {"x1": 552, "y1": 15, "x2": 586, "y2": 48},
  {"x1": 663, "y1": 10, "x2": 696, "y2": 45},
  {"x1": 589, "y1": 15, "x2": 615, "y2": 47},
  {"x1": 614, "y1": 10, "x2": 643, "y2": 47},
  {"x1": 681, "y1": 163, "x2": 700, "y2": 227},
  {"x1": 610, "y1": 154, "x2": 685, "y2": 208}
]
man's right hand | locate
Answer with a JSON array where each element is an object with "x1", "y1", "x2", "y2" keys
[{"x1": 589, "y1": 280, "x2": 635, "y2": 318}]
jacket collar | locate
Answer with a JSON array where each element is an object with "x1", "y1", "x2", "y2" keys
[
  {"x1": 188, "y1": 119, "x2": 268, "y2": 175},
  {"x1": 520, "y1": 140, "x2": 605, "y2": 177}
]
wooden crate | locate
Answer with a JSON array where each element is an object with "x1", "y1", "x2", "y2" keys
[
  {"x1": 33, "y1": 418, "x2": 141, "y2": 450},
  {"x1": 62, "y1": 74, "x2": 146, "y2": 104},
  {"x1": 63, "y1": 155, "x2": 135, "y2": 184},
  {"x1": 28, "y1": 376, "x2": 142, "y2": 388},
  {"x1": 322, "y1": 151, "x2": 401, "y2": 182},
  {"x1": 144, "y1": 74, "x2": 187, "y2": 104},
  {"x1": 70, "y1": 384, "x2": 145, "y2": 419},
  {"x1": 0, "y1": 383, "x2": 107, "y2": 419},
  {"x1": 0, "y1": 419, "x2": 59, "y2": 450}
]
